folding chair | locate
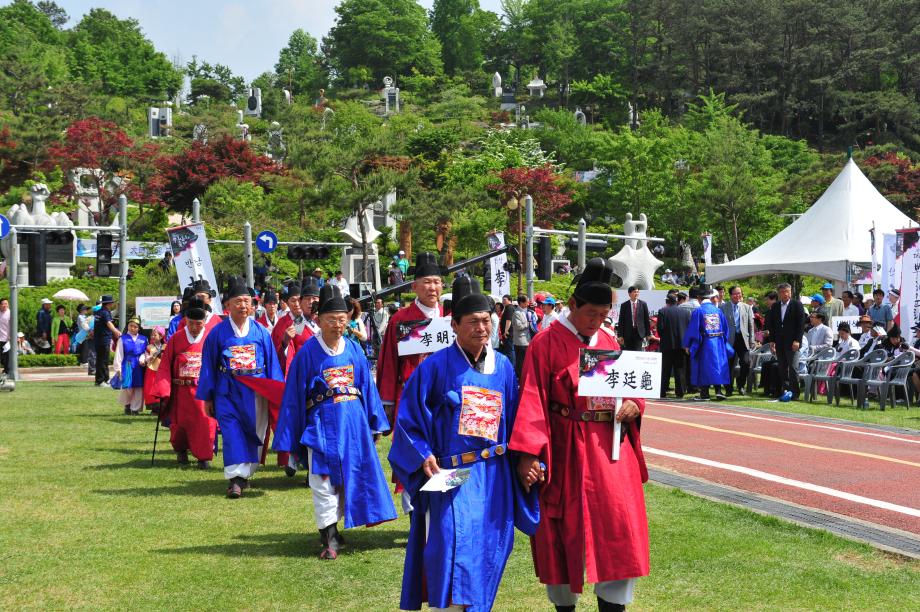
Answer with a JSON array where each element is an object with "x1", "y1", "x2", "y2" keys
[
  {"x1": 798, "y1": 347, "x2": 835, "y2": 403},
  {"x1": 745, "y1": 344, "x2": 774, "y2": 395},
  {"x1": 878, "y1": 352, "x2": 915, "y2": 411},
  {"x1": 810, "y1": 349, "x2": 858, "y2": 404},
  {"x1": 836, "y1": 349, "x2": 886, "y2": 406},
  {"x1": 855, "y1": 352, "x2": 895, "y2": 409}
]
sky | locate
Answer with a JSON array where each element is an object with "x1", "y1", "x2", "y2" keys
[{"x1": 20, "y1": 0, "x2": 507, "y2": 82}]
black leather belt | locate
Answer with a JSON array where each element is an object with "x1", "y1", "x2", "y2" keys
[
  {"x1": 438, "y1": 443, "x2": 506, "y2": 468},
  {"x1": 172, "y1": 378, "x2": 198, "y2": 386},
  {"x1": 218, "y1": 365, "x2": 264, "y2": 376},
  {"x1": 306, "y1": 386, "x2": 362, "y2": 409},
  {"x1": 550, "y1": 401, "x2": 615, "y2": 421}
]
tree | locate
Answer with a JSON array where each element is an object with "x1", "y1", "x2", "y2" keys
[
  {"x1": 430, "y1": 0, "x2": 497, "y2": 76},
  {"x1": 186, "y1": 56, "x2": 247, "y2": 104},
  {"x1": 322, "y1": 0, "x2": 443, "y2": 85},
  {"x1": 489, "y1": 166, "x2": 574, "y2": 227},
  {"x1": 274, "y1": 29, "x2": 327, "y2": 97},
  {"x1": 67, "y1": 8, "x2": 182, "y2": 99},
  {"x1": 36, "y1": 1, "x2": 67, "y2": 28}
]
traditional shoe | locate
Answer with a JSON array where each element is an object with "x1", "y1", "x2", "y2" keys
[
  {"x1": 597, "y1": 598, "x2": 625, "y2": 612},
  {"x1": 319, "y1": 524, "x2": 341, "y2": 560},
  {"x1": 226, "y1": 479, "x2": 242, "y2": 499},
  {"x1": 239, "y1": 478, "x2": 250, "y2": 490},
  {"x1": 284, "y1": 465, "x2": 297, "y2": 478},
  {"x1": 555, "y1": 607, "x2": 575, "y2": 612},
  {"x1": 123, "y1": 406, "x2": 131, "y2": 415},
  {"x1": 176, "y1": 451, "x2": 190, "y2": 465},
  {"x1": 197, "y1": 460, "x2": 211, "y2": 470}
]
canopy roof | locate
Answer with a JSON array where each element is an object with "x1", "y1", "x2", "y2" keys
[{"x1": 706, "y1": 159, "x2": 916, "y2": 283}]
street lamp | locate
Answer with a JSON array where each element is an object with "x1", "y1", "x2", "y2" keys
[{"x1": 506, "y1": 194, "x2": 523, "y2": 295}]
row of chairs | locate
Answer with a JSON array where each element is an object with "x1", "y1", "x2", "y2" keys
[{"x1": 746, "y1": 345, "x2": 915, "y2": 410}]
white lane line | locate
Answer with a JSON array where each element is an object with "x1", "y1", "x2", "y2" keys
[
  {"x1": 651, "y1": 401, "x2": 920, "y2": 445},
  {"x1": 645, "y1": 446, "x2": 920, "y2": 518}
]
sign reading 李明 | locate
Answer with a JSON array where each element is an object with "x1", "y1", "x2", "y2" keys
[{"x1": 396, "y1": 316, "x2": 456, "y2": 356}]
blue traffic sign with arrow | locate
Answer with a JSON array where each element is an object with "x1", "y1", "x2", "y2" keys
[
  {"x1": 0, "y1": 214, "x2": 9, "y2": 240},
  {"x1": 256, "y1": 230, "x2": 278, "y2": 253}
]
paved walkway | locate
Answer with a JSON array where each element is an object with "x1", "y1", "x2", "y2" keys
[
  {"x1": 15, "y1": 366, "x2": 94, "y2": 382},
  {"x1": 645, "y1": 400, "x2": 920, "y2": 557}
]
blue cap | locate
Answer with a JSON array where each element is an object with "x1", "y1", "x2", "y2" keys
[
  {"x1": 821, "y1": 282, "x2": 834, "y2": 290},
  {"x1": 811, "y1": 294, "x2": 825, "y2": 305},
  {"x1": 543, "y1": 297, "x2": 556, "y2": 305}
]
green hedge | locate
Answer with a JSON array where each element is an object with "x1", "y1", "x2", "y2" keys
[{"x1": 17, "y1": 354, "x2": 79, "y2": 367}]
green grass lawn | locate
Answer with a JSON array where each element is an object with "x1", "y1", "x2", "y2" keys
[
  {"x1": 1, "y1": 382, "x2": 918, "y2": 610},
  {"x1": 659, "y1": 391, "x2": 920, "y2": 431}
]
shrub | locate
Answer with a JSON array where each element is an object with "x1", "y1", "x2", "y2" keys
[{"x1": 17, "y1": 354, "x2": 79, "y2": 368}]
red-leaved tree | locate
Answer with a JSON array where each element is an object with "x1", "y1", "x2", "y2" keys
[
  {"x1": 864, "y1": 152, "x2": 920, "y2": 214},
  {"x1": 46, "y1": 117, "x2": 163, "y2": 222},
  {"x1": 157, "y1": 136, "x2": 282, "y2": 215},
  {"x1": 489, "y1": 166, "x2": 573, "y2": 228}
]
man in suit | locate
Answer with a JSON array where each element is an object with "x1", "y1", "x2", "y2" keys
[
  {"x1": 657, "y1": 294, "x2": 692, "y2": 397},
  {"x1": 720, "y1": 285, "x2": 756, "y2": 396},
  {"x1": 617, "y1": 286, "x2": 651, "y2": 351},
  {"x1": 767, "y1": 283, "x2": 807, "y2": 399}
]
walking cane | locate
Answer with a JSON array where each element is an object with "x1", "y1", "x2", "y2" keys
[{"x1": 151, "y1": 409, "x2": 162, "y2": 466}]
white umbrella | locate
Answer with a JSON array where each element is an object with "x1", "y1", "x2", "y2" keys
[{"x1": 52, "y1": 288, "x2": 90, "y2": 302}]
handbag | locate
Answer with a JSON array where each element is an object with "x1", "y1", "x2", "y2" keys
[{"x1": 109, "y1": 372, "x2": 123, "y2": 390}]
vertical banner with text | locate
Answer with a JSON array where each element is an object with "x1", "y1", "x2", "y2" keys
[
  {"x1": 897, "y1": 228, "x2": 920, "y2": 329},
  {"x1": 487, "y1": 231, "x2": 510, "y2": 298},
  {"x1": 882, "y1": 233, "x2": 899, "y2": 294},
  {"x1": 702, "y1": 232, "x2": 712, "y2": 267},
  {"x1": 166, "y1": 223, "x2": 220, "y2": 307}
]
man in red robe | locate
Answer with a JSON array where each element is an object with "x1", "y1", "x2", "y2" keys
[
  {"x1": 152, "y1": 299, "x2": 218, "y2": 469},
  {"x1": 510, "y1": 258, "x2": 650, "y2": 612},
  {"x1": 176, "y1": 279, "x2": 223, "y2": 335},
  {"x1": 255, "y1": 288, "x2": 280, "y2": 333},
  {"x1": 375, "y1": 252, "x2": 443, "y2": 513}
]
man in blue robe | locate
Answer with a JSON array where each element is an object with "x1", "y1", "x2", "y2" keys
[
  {"x1": 196, "y1": 276, "x2": 284, "y2": 498},
  {"x1": 683, "y1": 284, "x2": 734, "y2": 401},
  {"x1": 274, "y1": 284, "x2": 396, "y2": 559},
  {"x1": 389, "y1": 277, "x2": 539, "y2": 612}
]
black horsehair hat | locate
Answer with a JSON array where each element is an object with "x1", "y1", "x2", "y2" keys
[
  {"x1": 262, "y1": 288, "x2": 278, "y2": 304},
  {"x1": 190, "y1": 279, "x2": 217, "y2": 297},
  {"x1": 573, "y1": 258, "x2": 615, "y2": 305},
  {"x1": 186, "y1": 298, "x2": 207, "y2": 321},
  {"x1": 301, "y1": 276, "x2": 320, "y2": 297},
  {"x1": 281, "y1": 281, "x2": 302, "y2": 301},
  {"x1": 414, "y1": 252, "x2": 442, "y2": 279},
  {"x1": 451, "y1": 276, "x2": 491, "y2": 320},
  {"x1": 318, "y1": 284, "x2": 348, "y2": 314},
  {"x1": 225, "y1": 276, "x2": 254, "y2": 300}
]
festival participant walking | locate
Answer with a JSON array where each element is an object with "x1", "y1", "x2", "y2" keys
[
  {"x1": 376, "y1": 252, "x2": 444, "y2": 514},
  {"x1": 255, "y1": 288, "x2": 280, "y2": 333},
  {"x1": 274, "y1": 284, "x2": 397, "y2": 559},
  {"x1": 93, "y1": 295, "x2": 120, "y2": 387},
  {"x1": 51, "y1": 304, "x2": 72, "y2": 355},
  {"x1": 166, "y1": 287, "x2": 193, "y2": 342},
  {"x1": 152, "y1": 299, "x2": 218, "y2": 469},
  {"x1": 177, "y1": 280, "x2": 223, "y2": 335},
  {"x1": 114, "y1": 317, "x2": 148, "y2": 414},
  {"x1": 196, "y1": 277, "x2": 284, "y2": 498},
  {"x1": 389, "y1": 276, "x2": 538, "y2": 611},
  {"x1": 271, "y1": 281, "x2": 315, "y2": 375},
  {"x1": 510, "y1": 258, "x2": 649, "y2": 612},
  {"x1": 140, "y1": 326, "x2": 165, "y2": 410},
  {"x1": 684, "y1": 284, "x2": 734, "y2": 401}
]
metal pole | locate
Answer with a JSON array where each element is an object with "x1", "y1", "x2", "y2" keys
[
  {"x1": 192, "y1": 198, "x2": 201, "y2": 224},
  {"x1": 243, "y1": 222, "x2": 254, "y2": 288},
  {"x1": 525, "y1": 195, "x2": 534, "y2": 298},
  {"x1": 118, "y1": 195, "x2": 128, "y2": 329},
  {"x1": 578, "y1": 218, "x2": 587, "y2": 273},
  {"x1": 8, "y1": 227, "x2": 18, "y2": 381},
  {"x1": 517, "y1": 202, "x2": 523, "y2": 296}
]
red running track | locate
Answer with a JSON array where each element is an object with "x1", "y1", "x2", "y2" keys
[{"x1": 643, "y1": 401, "x2": 920, "y2": 535}]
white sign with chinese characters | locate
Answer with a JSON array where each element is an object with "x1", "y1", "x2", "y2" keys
[
  {"x1": 830, "y1": 316, "x2": 861, "y2": 340},
  {"x1": 577, "y1": 349, "x2": 662, "y2": 399},
  {"x1": 397, "y1": 316, "x2": 457, "y2": 356},
  {"x1": 487, "y1": 231, "x2": 510, "y2": 298},
  {"x1": 166, "y1": 223, "x2": 220, "y2": 308},
  {"x1": 898, "y1": 229, "x2": 920, "y2": 332}
]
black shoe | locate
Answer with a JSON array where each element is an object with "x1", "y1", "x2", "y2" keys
[
  {"x1": 284, "y1": 465, "x2": 297, "y2": 478},
  {"x1": 197, "y1": 460, "x2": 210, "y2": 470},
  {"x1": 227, "y1": 478, "x2": 242, "y2": 499},
  {"x1": 555, "y1": 607, "x2": 576, "y2": 612},
  {"x1": 239, "y1": 478, "x2": 250, "y2": 490},
  {"x1": 176, "y1": 451, "x2": 190, "y2": 465},
  {"x1": 319, "y1": 524, "x2": 340, "y2": 560},
  {"x1": 597, "y1": 598, "x2": 625, "y2": 612},
  {"x1": 123, "y1": 406, "x2": 131, "y2": 415}
]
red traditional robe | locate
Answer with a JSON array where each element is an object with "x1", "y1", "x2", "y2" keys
[
  {"x1": 375, "y1": 300, "x2": 443, "y2": 419},
  {"x1": 152, "y1": 327, "x2": 218, "y2": 462},
  {"x1": 176, "y1": 311, "x2": 223, "y2": 335},
  {"x1": 256, "y1": 312, "x2": 280, "y2": 333},
  {"x1": 264, "y1": 312, "x2": 314, "y2": 466},
  {"x1": 509, "y1": 317, "x2": 650, "y2": 593}
]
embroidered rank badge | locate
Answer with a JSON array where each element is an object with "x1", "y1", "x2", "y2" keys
[
  {"x1": 228, "y1": 344, "x2": 257, "y2": 370},
  {"x1": 704, "y1": 313, "x2": 722, "y2": 335},
  {"x1": 458, "y1": 386, "x2": 503, "y2": 441},
  {"x1": 179, "y1": 352, "x2": 202, "y2": 378},
  {"x1": 588, "y1": 396, "x2": 617, "y2": 411},
  {"x1": 323, "y1": 365, "x2": 355, "y2": 402}
]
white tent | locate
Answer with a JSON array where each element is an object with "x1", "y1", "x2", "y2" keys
[{"x1": 706, "y1": 159, "x2": 916, "y2": 283}]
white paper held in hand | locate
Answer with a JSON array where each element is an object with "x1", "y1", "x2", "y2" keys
[
  {"x1": 421, "y1": 468, "x2": 472, "y2": 492},
  {"x1": 612, "y1": 397, "x2": 622, "y2": 461}
]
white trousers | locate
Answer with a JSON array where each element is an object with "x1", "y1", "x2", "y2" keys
[
  {"x1": 546, "y1": 579, "x2": 637, "y2": 606},
  {"x1": 308, "y1": 448, "x2": 343, "y2": 529},
  {"x1": 223, "y1": 396, "x2": 268, "y2": 480},
  {"x1": 401, "y1": 490, "x2": 414, "y2": 514},
  {"x1": 119, "y1": 387, "x2": 144, "y2": 413}
]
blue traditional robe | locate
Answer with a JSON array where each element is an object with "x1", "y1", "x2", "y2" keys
[
  {"x1": 389, "y1": 343, "x2": 539, "y2": 612},
  {"x1": 274, "y1": 334, "x2": 397, "y2": 529},
  {"x1": 166, "y1": 313, "x2": 183, "y2": 343},
  {"x1": 196, "y1": 318, "x2": 284, "y2": 467},
  {"x1": 120, "y1": 333, "x2": 147, "y2": 388},
  {"x1": 683, "y1": 301, "x2": 735, "y2": 386}
]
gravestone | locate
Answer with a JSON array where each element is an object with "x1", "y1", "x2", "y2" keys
[
  {"x1": 382, "y1": 76, "x2": 400, "y2": 114},
  {"x1": 492, "y1": 72, "x2": 502, "y2": 98},
  {"x1": 192, "y1": 123, "x2": 208, "y2": 145},
  {"x1": 527, "y1": 76, "x2": 546, "y2": 98},
  {"x1": 574, "y1": 106, "x2": 587, "y2": 125},
  {"x1": 244, "y1": 87, "x2": 262, "y2": 118},
  {"x1": 267, "y1": 121, "x2": 286, "y2": 162}
]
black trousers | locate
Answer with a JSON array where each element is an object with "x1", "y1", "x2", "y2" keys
[
  {"x1": 513, "y1": 344, "x2": 528, "y2": 377},
  {"x1": 660, "y1": 349, "x2": 686, "y2": 397},
  {"x1": 95, "y1": 344, "x2": 110, "y2": 385},
  {"x1": 724, "y1": 336, "x2": 750, "y2": 395},
  {"x1": 0, "y1": 348, "x2": 8, "y2": 374},
  {"x1": 622, "y1": 336, "x2": 643, "y2": 351},
  {"x1": 775, "y1": 345, "x2": 800, "y2": 398}
]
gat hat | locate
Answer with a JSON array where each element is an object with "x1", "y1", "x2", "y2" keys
[
  {"x1": 99, "y1": 294, "x2": 115, "y2": 304},
  {"x1": 318, "y1": 284, "x2": 348, "y2": 314},
  {"x1": 810, "y1": 294, "x2": 825, "y2": 305},
  {"x1": 821, "y1": 282, "x2": 834, "y2": 290},
  {"x1": 696, "y1": 284, "x2": 717, "y2": 299},
  {"x1": 40, "y1": 298, "x2": 52, "y2": 305},
  {"x1": 262, "y1": 288, "x2": 278, "y2": 304},
  {"x1": 191, "y1": 279, "x2": 217, "y2": 297},
  {"x1": 573, "y1": 258, "x2": 615, "y2": 305},
  {"x1": 301, "y1": 277, "x2": 320, "y2": 297},
  {"x1": 224, "y1": 276, "x2": 254, "y2": 300},
  {"x1": 186, "y1": 298, "x2": 207, "y2": 321},
  {"x1": 181, "y1": 286, "x2": 195, "y2": 301},
  {"x1": 281, "y1": 281, "x2": 302, "y2": 301},
  {"x1": 413, "y1": 252, "x2": 442, "y2": 279},
  {"x1": 451, "y1": 276, "x2": 491, "y2": 320}
]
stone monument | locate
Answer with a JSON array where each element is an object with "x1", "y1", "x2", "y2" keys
[
  {"x1": 574, "y1": 106, "x2": 587, "y2": 125},
  {"x1": 267, "y1": 121, "x2": 286, "y2": 163},
  {"x1": 4, "y1": 184, "x2": 76, "y2": 283},
  {"x1": 192, "y1": 123, "x2": 208, "y2": 145},
  {"x1": 236, "y1": 110, "x2": 250, "y2": 141},
  {"x1": 339, "y1": 208, "x2": 382, "y2": 291},
  {"x1": 607, "y1": 212, "x2": 662, "y2": 290},
  {"x1": 527, "y1": 76, "x2": 547, "y2": 98},
  {"x1": 492, "y1": 72, "x2": 502, "y2": 98},
  {"x1": 382, "y1": 77, "x2": 400, "y2": 114}
]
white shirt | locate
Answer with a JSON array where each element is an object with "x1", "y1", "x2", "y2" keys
[
  {"x1": 0, "y1": 308, "x2": 9, "y2": 343},
  {"x1": 540, "y1": 311, "x2": 558, "y2": 331},
  {"x1": 780, "y1": 300, "x2": 790, "y2": 321},
  {"x1": 415, "y1": 298, "x2": 440, "y2": 319},
  {"x1": 842, "y1": 304, "x2": 860, "y2": 316},
  {"x1": 836, "y1": 335, "x2": 860, "y2": 356},
  {"x1": 332, "y1": 277, "x2": 350, "y2": 297},
  {"x1": 318, "y1": 332, "x2": 346, "y2": 356}
]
